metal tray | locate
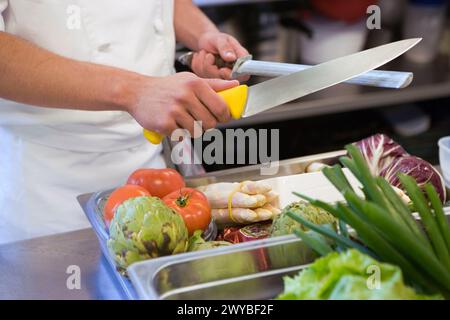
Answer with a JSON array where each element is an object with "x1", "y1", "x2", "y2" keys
[
  {"x1": 77, "y1": 150, "x2": 346, "y2": 299},
  {"x1": 128, "y1": 235, "x2": 315, "y2": 300},
  {"x1": 130, "y1": 208, "x2": 450, "y2": 300}
]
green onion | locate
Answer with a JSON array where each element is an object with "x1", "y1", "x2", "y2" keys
[
  {"x1": 339, "y1": 156, "x2": 361, "y2": 181},
  {"x1": 345, "y1": 144, "x2": 387, "y2": 206},
  {"x1": 399, "y1": 174, "x2": 450, "y2": 271},
  {"x1": 293, "y1": 229, "x2": 334, "y2": 257},
  {"x1": 322, "y1": 164, "x2": 354, "y2": 193},
  {"x1": 290, "y1": 148, "x2": 450, "y2": 297},
  {"x1": 344, "y1": 190, "x2": 450, "y2": 289},
  {"x1": 339, "y1": 219, "x2": 349, "y2": 239},
  {"x1": 292, "y1": 192, "x2": 340, "y2": 216},
  {"x1": 376, "y1": 177, "x2": 431, "y2": 249},
  {"x1": 336, "y1": 202, "x2": 439, "y2": 293},
  {"x1": 286, "y1": 210, "x2": 372, "y2": 257},
  {"x1": 425, "y1": 183, "x2": 450, "y2": 255}
]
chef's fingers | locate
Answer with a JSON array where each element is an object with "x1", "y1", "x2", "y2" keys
[
  {"x1": 216, "y1": 37, "x2": 237, "y2": 62},
  {"x1": 190, "y1": 51, "x2": 207, "y2": 76},
  {"x1": 228, "y1": 36, "x2": 249, "y2": 57},
  {"x1": 203, "y1": 53, "x2": 222, "y2": 79},
  {"x1": 205, "y1": 78, "x2": 239, "y2": 92},
  {"x1": 220, "y1": 68, "x2": 250, "y2": 82},
  {"x1": 186, "y1": 95, "x2": 218, "y2": 131},
  {"x1": 153, "y1": 116, "x2": 179, "y2": 137},
  {"x1": 226, "y1": 37, "x2": 251, "y2": 81},
  {"x1": 219, "y1": 68, "x2": 232, "y2": 80},
  {"x1": 175, "y1": 108, "x2": 201, "y2": 138},
  {"x1": 197, "y1": 78, "x2": 239, "y2": 122}
]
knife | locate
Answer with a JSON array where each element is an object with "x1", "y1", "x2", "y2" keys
[
  {"x1": 144, "y1": 38, "x2": 421, "y2": 144},
  {"x1": 178, "y1": 53, "x2": 413, "y2": 89}
]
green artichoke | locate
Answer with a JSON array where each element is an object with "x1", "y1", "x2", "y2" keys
[
  {"x1": 187, "y1": 230, "x2": 232, "y2": 252},
  {"x1": 107, "y1": 196, "x2": 188, "y2": 270},
  {"x1": 270, "y1": 201, "x2": 336, "y2": 237}
]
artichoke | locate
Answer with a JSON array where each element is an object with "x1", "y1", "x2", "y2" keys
[
  {"x1": 270, "y1": 201, "x2": 336, "y2": 237},
  {"x1": 187, "y1": 230, "x2": 232, "y2": 252},
  {"x1": 107, "y1": 196, "x2": 188, "y2": 270}
]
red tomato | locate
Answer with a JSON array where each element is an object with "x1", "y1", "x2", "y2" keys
[
  {"x1": 163, "y1": 188, "x2": 211, "y2": 235},
  {"x1": 103, "y1": 185, "x2": 150, "y2": 224},
  {"x1": 127, "y1": 168, "x2": 185, "y2": 198}
]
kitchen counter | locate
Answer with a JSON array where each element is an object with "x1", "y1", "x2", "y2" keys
[{"x1": 0, "y1": 228, "x2": 125, "y2": 300}]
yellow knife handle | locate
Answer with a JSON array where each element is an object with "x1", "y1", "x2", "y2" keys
[
  {"x1": 217, "y1": 84, "x2": 248, "y2": 120},
  {"x1": 143, "y1": 85, "x2": 248, "y2": 144},
  {"x1": 143, "y1": 129, "x2": 165, "y2": 145}
]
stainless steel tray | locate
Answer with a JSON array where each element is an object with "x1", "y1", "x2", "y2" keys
[
  {"x1": 78, "y1": 149, "x2": 450, "y2": 300},
  {"x1": 77, "y1": 150, "x2": 346, "y2": 299},
  {"x1": 129, "y1": 208, "x2": 450, "y2": 300},
  {"x1": 128, "y1": 235, "x2": 315, "y2": 300}
]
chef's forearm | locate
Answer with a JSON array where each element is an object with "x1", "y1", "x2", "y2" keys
[
  {"x1": 174, "y1": 0, "x2": 219, "y2": 50},
  {"x1": 0, "y1": 31, "x2": 141, "y2": 113}
]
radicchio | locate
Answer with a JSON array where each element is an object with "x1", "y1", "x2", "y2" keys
[
  {"x1": 354, "y1": 134, "x2": 447, "y2": 203},
  {"x1": 380, "y1": 155, "x2": 447, "y2": 203},
  {"x1": 354, "y1": 134, "x2": 408, "y2": 176},
  {"x1": 219, "y1": 222, "x2": 272, "y2": 244}
]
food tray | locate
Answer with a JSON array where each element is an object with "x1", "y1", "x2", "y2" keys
[
  {"x1": 128, "y1": 235, "x2": 315, "y2": 300},
  {"x1": 129, "y1": 207, "x2": 450, "y2": 300},
  {"x1": 77, "y1": 150, "x2": 347, "y2": 300}
]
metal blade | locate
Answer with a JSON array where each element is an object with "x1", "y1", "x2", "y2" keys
[
  {"x1": 233, "y1": 59, "x2": 413, "y2": 89},
  {"x1": 243, "y1": 38, "x2": 421, "y2": 118}
]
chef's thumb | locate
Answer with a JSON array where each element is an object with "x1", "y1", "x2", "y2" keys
[
  {"x1": 205, "y1": 78, "x2": 239, "y2": 92},
  {"x1": 217, "y1": 37, "x2": 237, "y2": 62}
]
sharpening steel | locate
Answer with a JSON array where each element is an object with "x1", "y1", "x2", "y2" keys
[{"x1": 178, "y1": 53, "x2": 413, "y2": 89}]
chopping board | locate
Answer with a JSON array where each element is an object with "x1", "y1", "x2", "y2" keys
[{"x1": 262, "y1": 168, "x2": 362, "y2": 208}]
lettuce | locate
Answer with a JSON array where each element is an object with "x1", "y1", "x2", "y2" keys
[{"x1": 277, "y1": 249, "x2": 441, "y2": 300}]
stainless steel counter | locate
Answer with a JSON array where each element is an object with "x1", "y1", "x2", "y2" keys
[{"x1": 0, "y1": 228, "x2": 125, "y2": 300}]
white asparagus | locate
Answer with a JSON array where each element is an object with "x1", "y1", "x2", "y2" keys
[
  {"x1": 211, "y1": 203, "x2": 281, "y2": 225},
  {"x1": 199, "y1": 180, "x2": 281, "y2": 225},
  {"x1": 198, "y1": 181, "x2": 273, "y2": 209}
]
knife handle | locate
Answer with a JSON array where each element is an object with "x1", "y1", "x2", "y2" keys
[
  {"x1": 178, "y1": 52, "x2": 235, "y2": 70},
  {"x1": 143, "y1": 85, "x2": 248, "y2": 144}
]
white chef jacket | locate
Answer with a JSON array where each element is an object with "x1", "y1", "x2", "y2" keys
[{"x1": 0, "y1": 0, "x2": 176, "y2": 244}]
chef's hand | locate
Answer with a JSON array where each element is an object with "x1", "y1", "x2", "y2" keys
[
  {"x1": 128, "y1": 72, "x2": 238, "y2": 138},
  {"x1": 190, "y1": 32, "x2": 250, "y2": 81}
]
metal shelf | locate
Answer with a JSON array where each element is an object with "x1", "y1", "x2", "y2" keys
[{"x1": 219, "y1": 55, "x2": 450, "y2": 128}]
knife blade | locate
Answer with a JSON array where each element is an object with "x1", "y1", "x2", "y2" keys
[
  {"x1": 178, "y1": 52, "x2": 413, "y2": 89},
  {"x1": 239, "y1": 38, "x2": 420, "y2": 118},
  {"x1": 144, "y1": 38, "x2": 420, "y2": 144}
]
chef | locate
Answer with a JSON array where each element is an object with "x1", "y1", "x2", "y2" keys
[{"x1": 0, "y1": 0, "x2": 248, "y2": 244}]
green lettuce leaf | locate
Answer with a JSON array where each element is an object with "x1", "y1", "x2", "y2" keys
[{"x1": 277, "y1": 249, "x2": 441, "y2": 300}]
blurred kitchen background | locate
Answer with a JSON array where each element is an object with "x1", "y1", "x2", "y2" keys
[{"x1": 176, "y1": 0, "x2": 450, "y2": 174}]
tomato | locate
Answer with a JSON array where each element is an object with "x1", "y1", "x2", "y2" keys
[
  {"x1": 163, "y1": 188, "x2": 211, "y2": 235},
  {"x1": 127, "y1": 168, "x2": 185, "y2": 198},
  {"x1": 103, "y1": 185, "x2": 150, "y2": 224}
]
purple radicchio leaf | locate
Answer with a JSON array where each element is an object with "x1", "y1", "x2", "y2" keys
[
  {"x1": 354, "y1": 134, "x2": 408, "y2": 176},
  {"x1": 380, "y1": 155, "x2": 447, "y2": 203}
]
